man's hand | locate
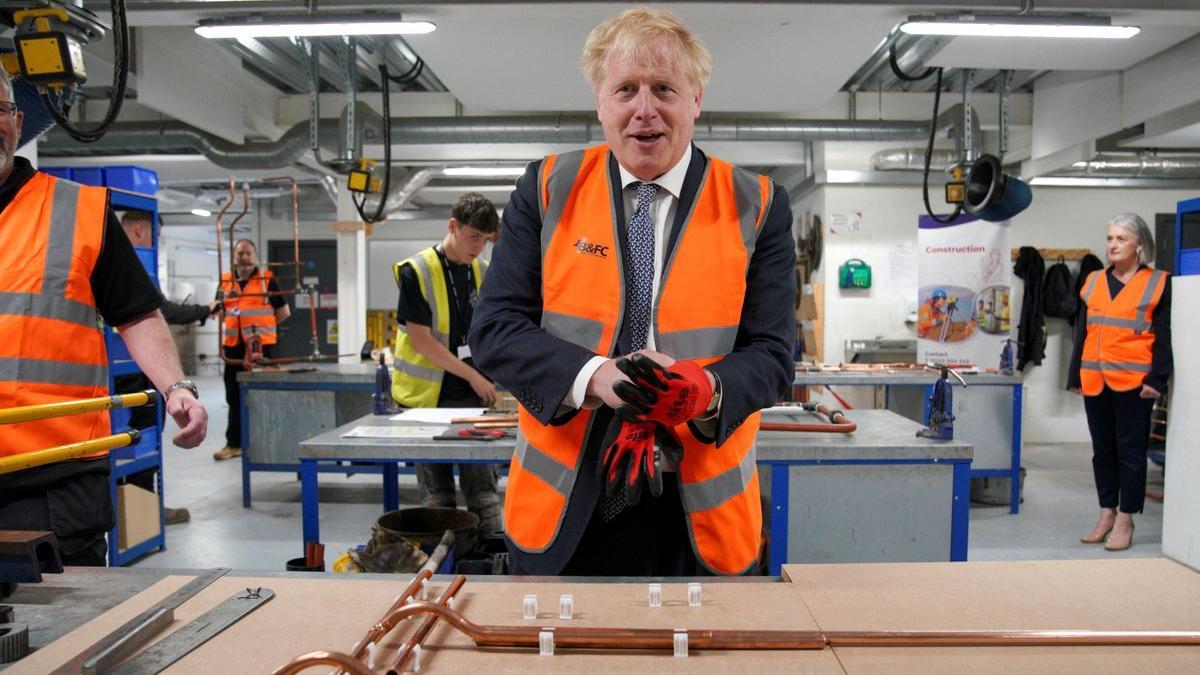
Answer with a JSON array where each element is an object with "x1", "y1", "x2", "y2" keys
[
  {"x1": 612, "y1": 354, "x2": 714, "y2": 427},
  {"x1": 1140, "y1": 384, "x2": 1161, "y2": 399},
  {"x1": 166, "y1": 391, "x2": 207, "y2": 448},
  {"x1": 583, "y1": 349, "x2": 675, "y2": 409},
  {"x1": 597, "y1": 419, "x2": 682, "y2": 506},
  {"x1": 207, "y1": 300, "x2": 221, "y2": 316},
  {"x1": 468, "y1": 372, "x2": 498, "y2": 406}
]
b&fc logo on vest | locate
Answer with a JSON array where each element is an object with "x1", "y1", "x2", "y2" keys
[{"x1": 573, "y1": 238, "x2": 608, "y2": 258}]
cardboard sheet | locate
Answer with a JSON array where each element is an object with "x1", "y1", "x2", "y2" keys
[
  {"x1": 783, "y1": 559, "x2": 1200, "y2": 673},
  {"x1": 12, "y1": 576, "x2": 841, "y2": 674}
]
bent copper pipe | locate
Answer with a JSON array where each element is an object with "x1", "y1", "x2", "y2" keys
[
  {"x1": 761, "y1": 403, "x2": 856, "y2": 433},
  {"x1": 272, "y1": 650, "x2": 375, "y2": 675},
  {"x1": 346, "y1": 570, "x2": 433, "y2": 663},
  {"x1": 387, "y1": 575, "x2": 467, "y2": 675}
]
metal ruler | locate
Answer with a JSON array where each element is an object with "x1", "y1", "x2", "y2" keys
[
  {"x1": 50, "y1": 568, "x2": 230, "y2": 675},
  {"x1": 108, "y1": 587, "x2": 274, "y2": 675}
]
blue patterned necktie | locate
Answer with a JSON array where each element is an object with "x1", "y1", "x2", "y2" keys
[{"x1": 599, "y1": 181, "x2": 658, "y2": 522}]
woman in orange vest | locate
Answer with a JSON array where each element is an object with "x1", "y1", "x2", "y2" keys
[{"x1": 1068, "y1": 212, "x2": 1172, "y2": 551}]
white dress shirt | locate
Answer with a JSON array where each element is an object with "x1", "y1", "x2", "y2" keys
[{"x1": 563, "y1": 145, "x2": 693, "y2": 409}]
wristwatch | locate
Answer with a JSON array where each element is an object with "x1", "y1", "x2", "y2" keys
[{"x1": 164, "y1": 379, "x2": 199, "y2": 400}]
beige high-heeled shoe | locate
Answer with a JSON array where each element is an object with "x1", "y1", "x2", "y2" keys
[
  {"x1": 1105, "y1": 521, "x2": 1134, "y2": 551},
  {"x1": 1081, "y1": 524, "x2": 1113, "y2": 544}
]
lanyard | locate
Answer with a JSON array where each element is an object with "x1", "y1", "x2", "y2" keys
[{"x1": 434, "y1": 246, "x2": 474, "y2": 344}]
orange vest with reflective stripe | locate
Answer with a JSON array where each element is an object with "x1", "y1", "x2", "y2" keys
[
  {"x1": 0, "y1": 173, "x2": 111, "y2": 458},
  {"x1": 1079, "y1": 267, "x2": 1167, "y2": 395},
  {"x1": 220, "y1": 269, "x2": 278, "y2": 347},
  {"x1": 503, "y1": 145, "x2": 773, "y2": 575}
]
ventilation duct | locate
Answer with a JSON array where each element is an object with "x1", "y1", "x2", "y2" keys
[
  {"x1": 1058, "y1": 155, "x2": 1200, "y2": 178},
  {"x1": 871, "y1": 148, "x2": 960, "y2": 171}
]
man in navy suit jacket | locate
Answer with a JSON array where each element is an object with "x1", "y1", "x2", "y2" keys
[{"x1": 470, "y1": 7, "x2": 795, "y2": 576}]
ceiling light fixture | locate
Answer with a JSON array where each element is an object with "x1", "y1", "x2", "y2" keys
[
  {"x1": 195, "y1": 13, "x2": 436, "y2": 39},
  {"x1": 442, "y1": 167, "x2": 526, "y2": 178},
  {"x1": 900, "y1": 13, "x2": 1139, "y2": 39},
  {"x1": 190, "y1": 208, "x2": 212, "y2": 217}
]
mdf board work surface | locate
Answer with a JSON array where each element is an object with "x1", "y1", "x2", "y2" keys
[
  {"x1": 6, "y1": 573, "x2": 841, "y2": 674},
  {"x1": 782, "y1": 559, "x2": 1200, "y2": 673}
]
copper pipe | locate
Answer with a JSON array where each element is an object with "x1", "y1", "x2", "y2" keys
[
  {"x1": 346, "y1": 570, "x2": 433, "y2": 662},
  {"x1": 453, "y1": 415, "x2": 517, "y2": 425},
  {"x1": 0, "y1": 390, "x2": 156, "y2": 425},
  {"x1": 387, "y1": 575, "x2": 467, "y2": 674},
  {"x1": 227, "y1": 182, "x2": 250, "y2": 275},
  {"x1": 271, "y1": 650, "x2": 375, "y2": 675},
  {"x1": 213, "y1": 179, "x2": 235, "y2": 284},
  {"x1": 761, "y1": 404, "x2": 856, "y2": 433},
  {"x1": 473, "y1": 421, "x2": 517, "y2": 430},
  {"x1": 824, "y1": 630, "x2": 1200, "y2": 647}
]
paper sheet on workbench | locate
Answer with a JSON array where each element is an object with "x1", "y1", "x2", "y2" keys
[
  {"x1": 390, "y1": 407, "x2": 487, "y2": 424},
  {"x1": 342, "y1": 425, "x2": 447, "y2": 438}
]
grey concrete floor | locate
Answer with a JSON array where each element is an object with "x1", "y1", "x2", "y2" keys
[{"x1": 134, "y1": 374, "x2": 1165, "y2": 571}]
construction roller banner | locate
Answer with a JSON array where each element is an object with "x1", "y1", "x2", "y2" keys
[{"x1": 917, "y1": 214, "x2": 1012, "y2": 367}]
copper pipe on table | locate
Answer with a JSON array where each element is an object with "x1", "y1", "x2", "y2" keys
[
  {"x1": 0, "y1": 390, "x2": 156, "y2": 425},
  {"x1": 824, "y1": 629, "x2": 1200, "y2": 647},
  {"x1": 345, "y1": 570, "x2": 433, "y2": 663},
  {"x1": 761, "y1": 403, "x2": 856, "y2": 433},
  {"x1": 452, "y1": 414, "x2": 518, "y2": 425},
  {"x1": 271, "y1": 650, "x2": 376, "y2": 675},
  {"x1": 386, "y1": 575, "x2": 468, "y2": 675}
]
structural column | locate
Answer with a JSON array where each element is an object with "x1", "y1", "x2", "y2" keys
[{"x1": 334, "y1": 177, "x2": 368, "y2": 362}]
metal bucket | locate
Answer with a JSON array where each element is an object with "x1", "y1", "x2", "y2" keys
[{"x1": 377, "y1": 507, "x2": 480, "y2": 558}]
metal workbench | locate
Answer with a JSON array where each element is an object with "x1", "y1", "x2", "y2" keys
[
  {"x1": 794, "y1": 370, "x2": 1023, "y2": 512},
  {"x1": 237, "y1": 363, "x2": 376, "y2": 507},
  {"x1": 300, "y1": 409, "x2": 972, "y2": 574}
]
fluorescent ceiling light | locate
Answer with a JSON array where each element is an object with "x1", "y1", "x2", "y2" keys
[
  {"x1": 900, "y1": 14, "x2": 1139, "y2": 39},
  {"x1": 442, "y1": 166, "x2": 526, "y2": 178},
  {"x1": 195, "y1": 13, "x2": 435, "y2": 39},
  {"x1": 190, "y1": 208, "x2": 212, "y2": 217}
]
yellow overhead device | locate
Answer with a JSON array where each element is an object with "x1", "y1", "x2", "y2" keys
[
  {"x1": 347, "y1": 158, "x2": 382, "y2": 194},
  {"x1": 12, "y1": 7, "x2": 89, "y2": 88}
]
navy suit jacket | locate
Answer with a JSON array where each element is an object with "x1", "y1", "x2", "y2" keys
[{"x1": 469, "y1": 145, "x2": 796, "y2": 574}]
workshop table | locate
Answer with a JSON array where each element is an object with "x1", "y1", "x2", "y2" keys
[
  {"x1": 6, "y1": 559, "x2": 1197, "y2": 673},
  {"x1": 300, "y1": 409, "x2": 972, "y2": 574},
  {"x1": 238, "y1": 363, "x2": 376, "y2": 507},
  {"x1": 794, "y1": 370, "x2": 1024, "y2": 512}
]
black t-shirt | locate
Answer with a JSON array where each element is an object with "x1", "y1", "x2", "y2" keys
[
  {"x1": 0, "y1": 157, "x2": 161, "y2": 326},
  {"x1": 395, "y1": 248, "x2": 482, "y2": 406}
]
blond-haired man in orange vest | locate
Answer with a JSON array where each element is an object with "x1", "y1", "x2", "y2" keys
[
  {"x1": 0, "y1": 70, "x2": 207, "y2": 565},
  {"x1": 471, "y1": 8, "x2": 795, "y2": 576}
]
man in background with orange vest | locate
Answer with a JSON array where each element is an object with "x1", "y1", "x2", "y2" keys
[
  {"x1": 470, "y1": 8, "x2": 795, "y2": 576},
  {"x1": 213, "y1": 239, "x2": 291, "y2": 460},
  {"x1": 0, "y1": 69, "x2": 208, "y2": 565}
]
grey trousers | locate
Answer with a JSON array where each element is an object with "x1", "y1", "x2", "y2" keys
[{"x1": 417, "y1": 463, "x2": 502, "y2": 534}]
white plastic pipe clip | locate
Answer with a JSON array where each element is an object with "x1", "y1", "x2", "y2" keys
[
  {"x1": 648, "y1": 583, "x2": 662, "y2": 608},
  {"x1": 539, "y1": 629, "x2": 555, "y2": 656},
  {"x1": 559, "y1": 594, "x2": 574, "y2": 620},
  {"x1": 688, "y1": 582, "x2": 702, "y2": 607},
  {"x1": 418, "y1": 577, "x2": 429, "y2": 600},
  {"x1": 406, "y1": 644, "x2": 422, "y2": 673},
  {"x1": 366, "y1": 641, "x2": 378, "y2": 669},
  {"x1": 523, "y1": 593, "x2": 538, "y2": 620},
  {"x1": 674, "y1": 629, "x2": 688, "y2": 657}
]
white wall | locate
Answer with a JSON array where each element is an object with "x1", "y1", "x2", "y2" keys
[
  {"x1": 1163, "y1": 276, "x2": 1200, "y2": 572},
  {"x1": 810, "y1": 183, "x2": 1195, "y2": 442}
]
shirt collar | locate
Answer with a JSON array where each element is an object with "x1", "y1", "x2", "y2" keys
[{"x1": 617, "y1": 144, "x2": 692, "y2": 200}]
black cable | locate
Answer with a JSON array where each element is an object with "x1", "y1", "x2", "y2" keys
[
  {"x1": 354, "y1": 63, "x2": 392, "y2": 223},
  {"x1": 921, "y1": 67, "x2": 963, "y2": 225},
  {"x1": 888, "y1": 41, "x2": 937, "y2": 83},
  {"x1": 40, "y1": 0, "x2": 129, "y2": 143},
  {"x1": 387, "y1": 57, "x2": 424, "y2": 85}
]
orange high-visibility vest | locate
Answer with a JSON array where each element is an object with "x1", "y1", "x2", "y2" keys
[
  {"x1": 503, "y1": 145, "x2": 774, "y2": 575},
  {"x1": 0, "y1": 173, "x2": 111, "y2": 458},
  {"x1": 1079, "y1": 267, "x2": 1168, "y2": 395},
  {"x1": 220, "y1": 269, "x2": 278, "y2": 347}
]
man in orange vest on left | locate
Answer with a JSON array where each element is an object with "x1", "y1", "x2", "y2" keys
[{"x1": 0, "y1": 69, "x2": 208, "y2": 566}]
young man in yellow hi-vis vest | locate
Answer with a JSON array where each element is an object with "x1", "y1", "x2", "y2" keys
[{"x1": 392, "y1": 192, "x2": 502, "y2": 534}]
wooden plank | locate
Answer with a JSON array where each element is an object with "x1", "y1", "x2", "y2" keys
[{"x1": 1010, "y1": 247, "x2": 1093, "y2": 261}]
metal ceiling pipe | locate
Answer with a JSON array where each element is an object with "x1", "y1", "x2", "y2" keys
[
  {"x1": 870, "y1": 148, "x2": 960, "y2": 171},
  {"x1": 379, "y1": 167, "x2": 440, "y2": 215},
  {"x1": 1060, "y1": 155, "x2": 1200, "y2": 178}
]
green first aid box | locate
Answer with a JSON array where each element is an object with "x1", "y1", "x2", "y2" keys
[{"x1": 838, "y1": 259, "x2": 872, "y2": 289}]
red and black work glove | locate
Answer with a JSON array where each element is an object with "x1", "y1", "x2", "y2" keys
[
  {"x1": 612, "y1": 354, "x2": 714, "y2": 427},
  {"x1": 597, "y1": 419, "x2": 684, "y2": 506}
]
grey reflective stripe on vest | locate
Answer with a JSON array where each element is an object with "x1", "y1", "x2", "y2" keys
[
  {"x1": 0, "y1": 357, "x2": 108, "y2": 388},
  {"x1": 680, "y1": 445, "x2": 757, "y2": 513},
  {"x1": 406, "y1": 254, "x2": 451, "y2": 345},
  {"x1": 1086, "y1": 316, "x2": 1142, "y2": 330},
  {"x1": 657, "y1": 325, "x2": 738, "y2": 361},
  {"x1": 238, "y1": 308, "x2": 276, "y2": 318},
  {"x1": 539, "y1": 150, "x2": 586, "y2": 259},
  {"x1": 541, "y1": 310, "x2": 603, "y2": 351},
  {"x1": 1081, "y1": 270, "x2": 1101, "y2": 303},
  {"x1": 41, "y1": 179, "x2": 81, "y2": 296},
  {"x1": 731, "y1": 166, "x2": 769, "y2": 263},
  {"x1": 1133, "y1": 270, "x2": 1164, "y2": 333},
  {"x1": 0, "y1": 292, "x2": 98, "y2": 328},
  {"x1": 514, "y1": 434, "x2": 573, "y2": 496},
  {"x1": 393, "y1": 358, "x2": 442, "y2": 382},
  {"x1": 1081, "y1": 360, "x2": 1152, "y2": 374}
]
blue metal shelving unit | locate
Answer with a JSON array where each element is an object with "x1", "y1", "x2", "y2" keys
[{"x1": 1177, "y1": 196, "x2": 1200, "y2": 276}]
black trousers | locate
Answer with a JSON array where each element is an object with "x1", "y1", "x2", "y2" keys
[
  {"x1": 223, "y1": 344, "x2": 273, "y2": 448},
  {"x1": 1083, "y1": 385, "x2": 1155, "y2": 514},
  {"x1": 559, "y1": 472, "x2": 701, "y2": 577},
  {"x1": 0, "y1": 458, "x2": 114, "y2": 566}
]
